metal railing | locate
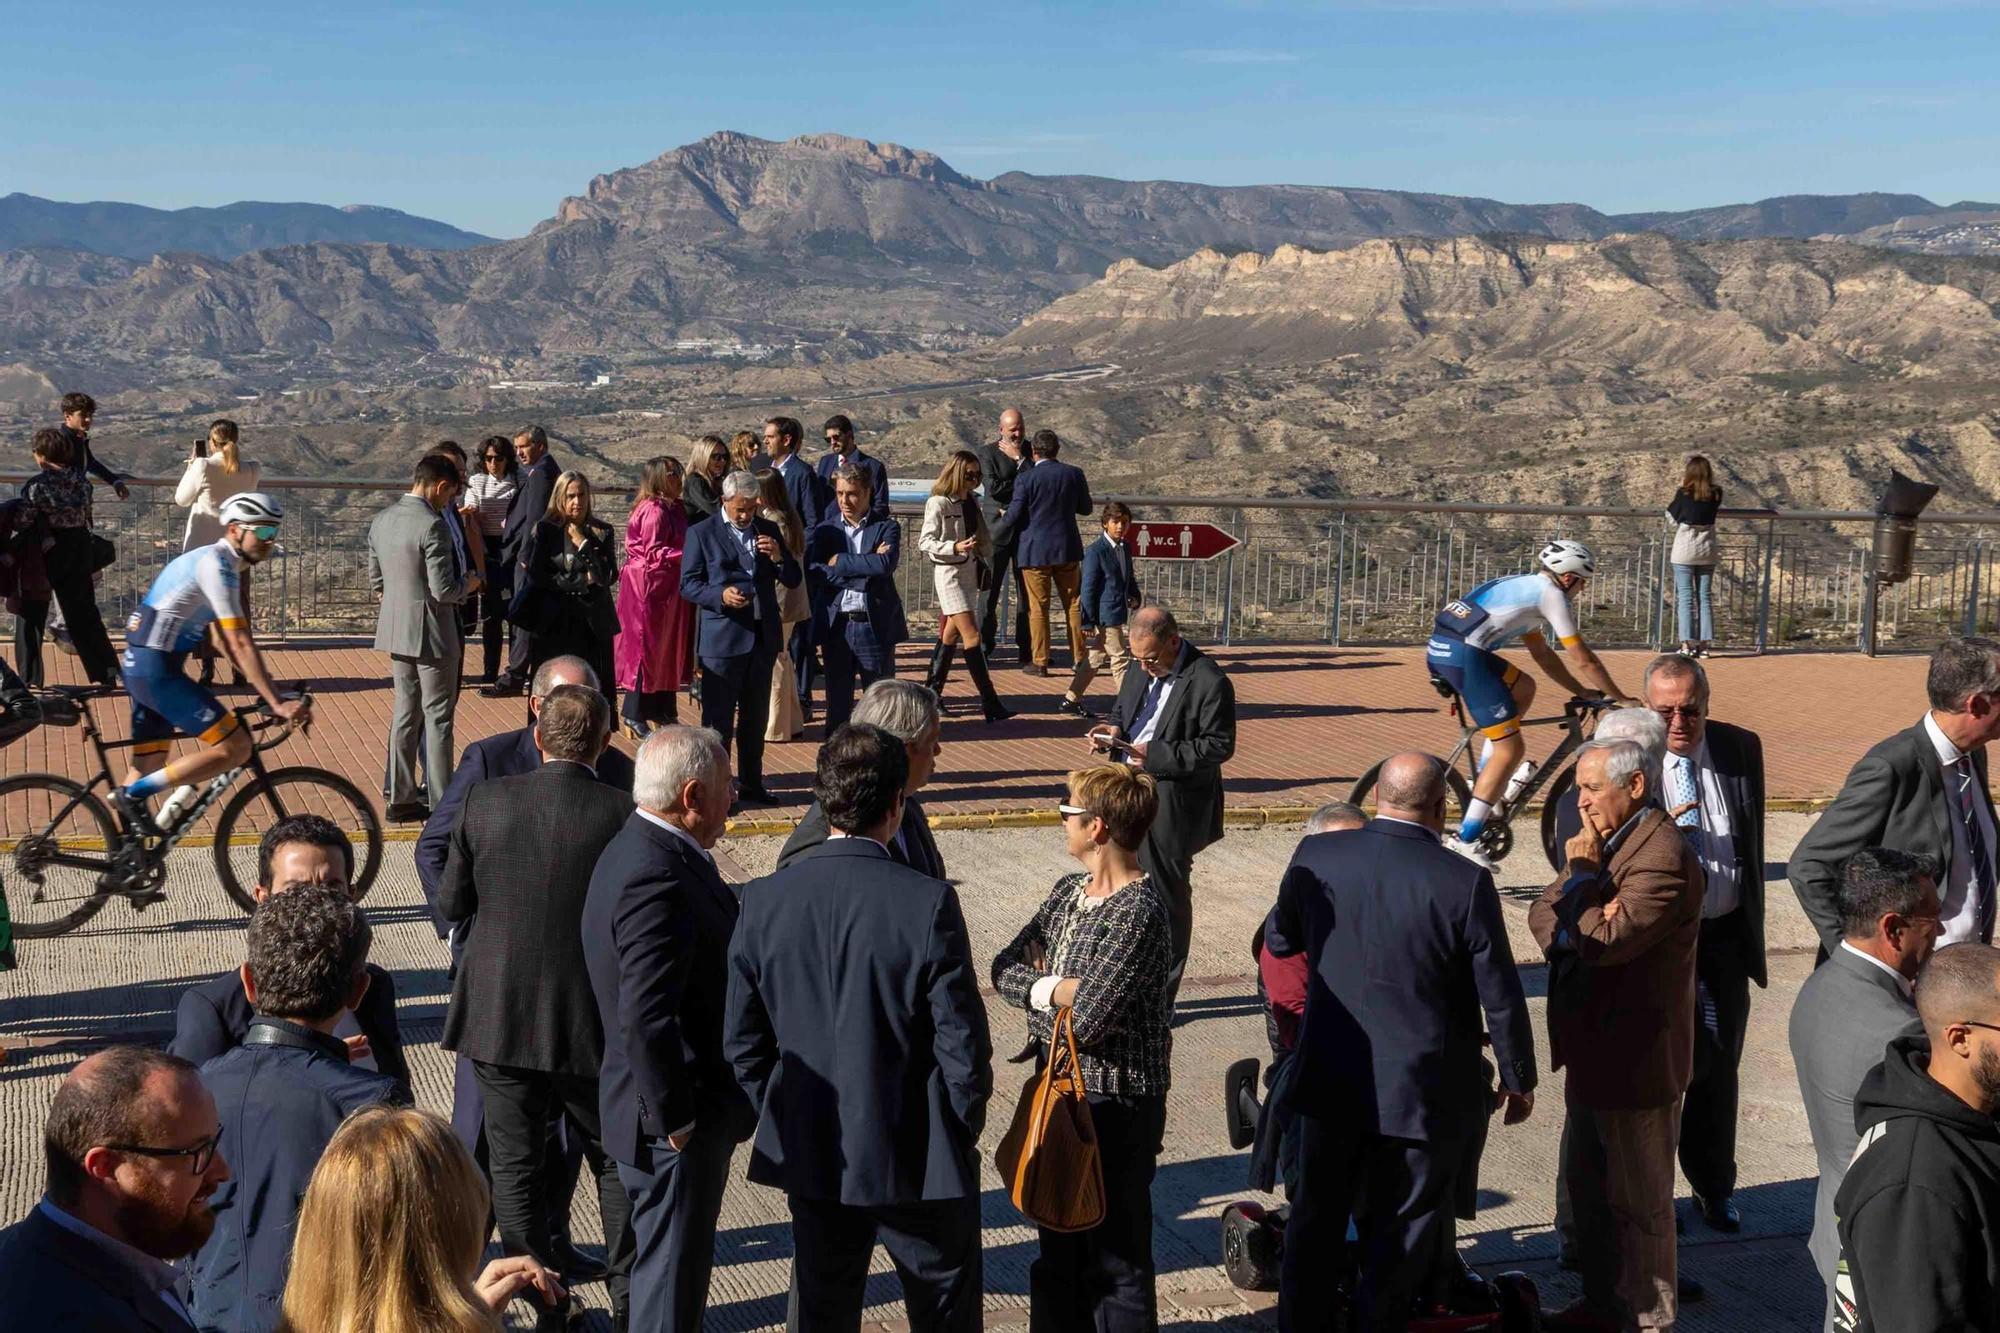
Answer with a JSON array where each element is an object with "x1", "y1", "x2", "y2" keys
[{"x1": 13, "y1": 472, "x2": 2000, "y2": 654}]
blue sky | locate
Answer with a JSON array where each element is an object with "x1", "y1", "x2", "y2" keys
[{"x1": 6, "y1": 0, "x2": 1995, "y2": 237}]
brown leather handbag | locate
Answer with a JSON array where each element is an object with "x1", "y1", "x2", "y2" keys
[{"x1": 995, "y1": 1007, "x2": 1105, "y2": 1232}]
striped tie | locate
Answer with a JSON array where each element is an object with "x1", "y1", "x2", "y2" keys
[{"x1": 1956, "y1": 757, "x2": 1995, "y2": 937}]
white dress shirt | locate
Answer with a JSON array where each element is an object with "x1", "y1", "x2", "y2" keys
[
  {"x1": 838, "y1": 517, "x2": 869, "y2": 613},
  {"x1": 1839, "y1": 940, "x2": 1915, "y2": 998},
  {"x1": 637, "y1": 807, "x2": 715, "y2": 866},
  {"x1": 1922, "y1": 711, "x2": 1996, "y2": 945},
  {"x1": 1664, "y1": 742, "x2": 1741, "y2": 919}
]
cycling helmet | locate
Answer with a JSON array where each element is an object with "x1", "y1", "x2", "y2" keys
[
  {"x1": 218, "y1": 492, "x2": 284, "y2": 527},
  {"x1": 1538, "y1": 539, "x2": 1596, "y2": 577}
]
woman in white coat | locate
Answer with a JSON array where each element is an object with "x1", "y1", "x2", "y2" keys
[{"x1": 173, "y1": 419, "x2": 261, "y2": 684}]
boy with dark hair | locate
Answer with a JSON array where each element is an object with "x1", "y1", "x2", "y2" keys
[{"x1": 1062, "y1": 500, "x2": 1143, "y2": 716}]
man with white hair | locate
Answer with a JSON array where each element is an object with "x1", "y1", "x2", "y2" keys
[
  {"x1": 1529, "y1": 739, "x2": 1703, "y2": 1333},
  {"x1": 777, "y1": 679, "x2": 946, "y2": 878},
  {"x1": 583, "y1": 726, "x2": 753, "y2": 1333}
]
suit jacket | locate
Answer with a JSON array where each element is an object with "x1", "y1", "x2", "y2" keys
[
  {"x1": 724, "y1": 838, "x2": 992, "y2": 1205},
  {"x1": 188, "y1": 1021, "x2": 401, "y2": 1332},
  {"x1": 974, "y1": 441, "x2": 1024, "y2": 524},
  {"x1": 1553, "y1": 719, "x2": 1769, "y2": 987},
  {"x1": 816, "y1": 449, "x2": 891, "y2": 522},
  {"x1": 772, "y1": 455, "x2": 830, "y2": 530},
  {"x1": 1528, "y1": 807, "x2": 1704, "y2": 1109},
  {"x1": 415, "y1": 723, "x2": 635, "y2": 937},
  {"x1": 583, "y1": 813, "x2": 755, "y2": 1167},
  {"x1": 439, "y1": 761, "x2": 632, "y2": 1075},
  {"x1": 1264, "y1": 818, "x2": 1536, "y2": 1141},
  {"x1": 1789, "y1": 943, "x2": 1924, "y2": 1307},
  {"x1": 807, "y1": 515, "x2": 908, "y2": 647},
  {"x1": 1080, "y1": 532, "x2": 1142, "y2": 629},
  {"x1": 167, "y1": 962, "x2": 410, "y2": 1100},
  {"x1": 1108, "y1": 641, "x2": 1236, "y2": 864},
  {"x1": 680, "y1": 515, "x2": 802, "y2": 660},
  {"x1": 995, "y1": 456, "x2": 1092, "y2": 569},
  {"x1": 501, "y1": 453, "x2": 561, "y2": 567},
  {"x1": 0, "y1": 1206, "x2": 196, "y2": 1333},
  {"x1": 777, "y1": 795, "x2": 946, "y2": 880},
  {"x1": 367, "y1": 494, "x2": 467, "y2": 661},
  {"x1": 1789, "y1": 719, "x2": 1997, "y2": 955}
]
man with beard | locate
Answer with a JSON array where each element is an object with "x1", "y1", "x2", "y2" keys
[{"x1": 0, "y1": 1045, "x2": 231, "y2": 1329}]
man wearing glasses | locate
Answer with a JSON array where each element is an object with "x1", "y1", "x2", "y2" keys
[
  {"x1": 1641, "y1": 653, "x2": 1767, "y2": 1239},
  {"x1": 0, "y1": 1044, "x2": 229, "y2": 1329},
  {"x1": 817, "y1": 414, "x2": 889, "y2": 523}
]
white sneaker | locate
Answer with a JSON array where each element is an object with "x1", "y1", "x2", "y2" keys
[{"x1": 1445, "y1": 834, "x2": 1495, "y2": 868}]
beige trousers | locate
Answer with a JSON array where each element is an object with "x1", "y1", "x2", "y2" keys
[{"x1": 1065, "y1": 624, "x2": 1132, "y2": 701}]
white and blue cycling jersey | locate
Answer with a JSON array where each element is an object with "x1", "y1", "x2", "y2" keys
[
  {"x1": 1429, "y1": 572, "x2": 1581, "y2": 652},
  {"x1": 125, "y1": 539, "x2": 248, "y2": 656}
]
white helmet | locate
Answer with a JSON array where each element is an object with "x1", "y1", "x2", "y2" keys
[
  {"x1": 219, "y1": 492, "x2": 284, "y2": 528},
  {"x1": 1538, "y1": 539, "x2": 1596, "y2": 578}
]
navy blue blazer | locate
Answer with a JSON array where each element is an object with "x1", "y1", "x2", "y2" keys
[
  {"x1": 189, "y1": 1021, "x2": 401, "y2": 1333},
  {"x1": 996, "y1": 457, "x2": 1093, "y2": 569},
  {"x1": 806, "y1": 515, "x2": 909, "y2": 647},
  {"x1": 817, "y1": 449, "x2": 891, "y2": 522},
  {"x1": 168, "y1": 963, "x2": 410, "y2": 1101},
  {"x1": 680, "y1": 515, "x2": 802, "y2": 660},
  {"x1": 1080, "y1": 532, "x2": 1142, "y2": 629},
  {"x1": 501, "y1": 452, "x2": 561, "y2": 566},
  {"x1": 0, "y1": 1205, "x2": 196, "y2": 1332},
  {"x1": 415, "y1": 723, "x2": 636, "y2": 937},
  {"x1": 583, "y1": 813, "x2": 756, "y2": 1167},
  {"x1": 1264, "y1": 818, "x2": 1537, "y2": 1142},
  {"x1": 773, "y1": 455, "x2": 830, "y2": 530},
  {"x1": 724, "y1": 838, "x2": 992, "y2": 1205}
]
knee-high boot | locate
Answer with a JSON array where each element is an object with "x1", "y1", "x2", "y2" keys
[
  {"x1": 924, "y1": 640, "x2": 958, "y2": 697},
  {"x1": 963, "y1": 644, "x2": 1015, "y2": 723}
]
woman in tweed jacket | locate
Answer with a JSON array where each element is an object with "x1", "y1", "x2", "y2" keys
[{"x1": 993, "y1": 763, "x2": 1172, "y2": 1331}]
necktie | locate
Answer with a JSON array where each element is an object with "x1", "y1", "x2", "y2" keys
[
  {"x1": 1955, "y1": 756, "x2": 1995, "y2": 935},
  {"x1": 1670, "y1": 755, "x2": 1701, "y2": 829},
  {"x1": 1130, "y1": 675, "x2": 1168, "y2": 738}
]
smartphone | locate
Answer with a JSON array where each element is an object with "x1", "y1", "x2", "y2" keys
[{"x1": 192, "y1": 436, "x2": 208, "y2": 458}]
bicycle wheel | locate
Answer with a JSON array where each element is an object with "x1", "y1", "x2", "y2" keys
[
  {"x1": 1348, "y1": 759, "x2": 1474, "y2": 829},
  {"x1": 212, "y1": 767, "x2": 384, "y2": 913},
  {"x1": 1539, "y1": 763, "x2": 1577, "y2": 874},
  {"x1": 0, "y1": 774, "x2": 118, "y2": 937}
]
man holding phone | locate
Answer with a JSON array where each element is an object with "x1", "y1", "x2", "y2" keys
[{"x1": 681, "y1": 470, "x2": 801, "y2": 809}]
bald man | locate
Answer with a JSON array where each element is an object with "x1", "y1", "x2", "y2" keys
[
  {"x1": 975, "y1": 408, "x2": 1032, "y2": 657},
  {"x1": 1833, "y1": 942, "x2": 2000, "y2": 1332},
  {"x1": 1266, "y1": 753, "x2": 1535, "y2": 1332}
]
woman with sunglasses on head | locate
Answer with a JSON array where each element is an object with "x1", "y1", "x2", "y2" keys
[
  {"x1": 614, "y1": 456, "x2": 695, "y2": 739},
  {"x1": 992, "y1": 764, "x2": 1172, "y2": 1331},
  {"x1": 464, "y1": 436, "x2": 519, "y2": 683},
  {"x1": 173, "y1": 419, "x2": 261, "y2": 686}
]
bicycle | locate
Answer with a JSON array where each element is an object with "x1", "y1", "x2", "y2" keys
[
  {"x1": 0, "y1": 683, "x2": 383, "y2": 938},
  {"x1": 1348, "y1": 675, "x2": 1617, "y2": 868}
]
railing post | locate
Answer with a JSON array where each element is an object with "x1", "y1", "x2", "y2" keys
[
  {"x1": 1965, "y1": 541, "x2": 1984, "y2": 638},
  {"x1": 1218, "y1": 514, "x2": 1238, "y2": 646},
  {"x1": 1329, "y1": 515, "x2": 1346, "y2": 647},
  {"x1": 1650, "y1": 533, "x2": 1670, "y2": 650},
  {"x1": 1755, "y1": 519, "x2": 1776, "y2": 654}
]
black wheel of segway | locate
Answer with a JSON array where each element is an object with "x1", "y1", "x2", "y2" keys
[{"x1": 1493, "y1": 1271, "x2": 1543, "y2": 1333}]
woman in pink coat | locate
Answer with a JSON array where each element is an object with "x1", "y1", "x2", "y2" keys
[{"x1": 614, "y1": 456, "x2": 695, "y2": 739}]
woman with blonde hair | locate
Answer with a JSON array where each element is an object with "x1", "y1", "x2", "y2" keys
[
  {"x1": 278, "y1": 1105, "x2": 564, "y2": 1332},
  {"x1": 516, "y1": 471, "x2": 619, "y2": 705},
  {"x1": 917, "y1": 450, "x2": 1012, "y2": 721},
  {"x1": 174, "y1": 418, "x2": 262, "y2": 684},
  {"x1": 1667, "y1": 454, "x2": 1723, "y2": 656},
  {"x1": 682, "y1": 434, "x2": 728, "y2": 525},
  {"x1": 757, "y1": 467, "x2": 811, "y2": 741},
  {"x1": 614, "y1": 456, "x2": 695, "y2": 738}
]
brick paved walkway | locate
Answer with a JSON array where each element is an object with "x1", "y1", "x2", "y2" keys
[{"x1": 7, "y1": 640, "x2": 1932, "y2": 825}]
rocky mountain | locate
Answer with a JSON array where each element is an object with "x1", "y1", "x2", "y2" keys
[
  {"x1": 0, "y1": 194, "x2": 494, "y2": 260},
  {"x1": 1832, "y1": 208, "x2": 2000, "y2": 258}
]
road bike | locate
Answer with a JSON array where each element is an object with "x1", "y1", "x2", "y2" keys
[
  {"x1": 0, "y1": 683, "x2": 383, "y2": 937},
  {"x1": 1349, "y1": 675, "x2": 1616, "y2": 868}
]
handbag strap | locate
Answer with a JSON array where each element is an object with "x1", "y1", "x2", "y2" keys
[{"x1": 1049, "y1": 1007, "x2": 1086, "y2": 1096}]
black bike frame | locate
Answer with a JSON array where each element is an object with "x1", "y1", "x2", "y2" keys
[{"x1": 1440, "y1": 694, "x2": 1604, "y2": 820}]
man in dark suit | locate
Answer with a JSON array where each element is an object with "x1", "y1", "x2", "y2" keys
[
  {"x1": 817, "y1": 414, "x2": 890, "y2": 522},
  {"x1": 681, "y1": 470, "x2": 802, "y2": 806},
  {"x1": 764, "y1": 415, "x2": 831, "y2": 717},
  {"x1": 1087, "y1": 607, "x2": 1235, "y2": 999},
  {"x1": 0, "y1": 1044, "x2": 228, "y2": 1332},
  {"x1": 994, "y1": 429, "x2": 1093, "y2": 678},
  {"x1": 725, "y1": 724, "x2": 993, "y2": 1333},
  {"x1": 1791, "y1": 635, "x2": 2000, "y2": 956},
  {"x1": 484, "y1": 424, "x2": 562, "y2": 697},
  {"x1": 169, "y1": 814, "x2": 409, "y2": 1099},
  {"x1": 1266, "y1": 753, "x2": 1535, "y2": 1332},
  {"x1": 778, "y1": 679, "x2": 947, "y2": 879},
  {"x1": 584, "y1": 726, "x2": 755, "y2": 1333},
  {"x1": 1529, "y1": 739, "x2": 1704, "y2": 1333},
  {"x1": 187, "y1": 884, "x2": 403, "y2": 1332},
  {"x1": 440, "y1": 685, "x2": 635, "y2": 1323},
  {"x1": 1789, "y1": 848, "x2": 1937, "y2": 1330},
  {"x1": 975, "y1": 407, "x2": 1032, "y2": 658},
  {"x1": 809, "y1": 467, "x2": 907, "y2": 731}
]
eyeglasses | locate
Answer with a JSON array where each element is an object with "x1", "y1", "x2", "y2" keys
[
  {"x1": 103, "y1": 1129, "x2": 223, "y2": 1174},
  {"x1": 1651, "y1": 705, "x2": 1705, "y2": 721},
  {"x1": 247, "y1": 525, "x2": 279, "y2": 542},
  {"x1": 1958, "y1": 1020, "x2": 2000, "y2": 1035},
  {"x1": 1056, "y1": 803, "x2": 1094, "y2": 821}
]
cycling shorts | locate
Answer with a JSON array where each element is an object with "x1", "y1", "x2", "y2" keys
[
  {"x1": 1425, "y1": 634, "x2": 1523, "y2": 738},
  {"x1": 122, "y1": 646, "x2": 237, "y2": 756}
]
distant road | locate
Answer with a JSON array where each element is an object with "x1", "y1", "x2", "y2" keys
[{"x1": 722, "y1": 362, "x2": 1122, "y2": 410}]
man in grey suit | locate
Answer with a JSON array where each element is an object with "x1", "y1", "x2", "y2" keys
[
  {"x1": 1788, "y1": 847, "x2": 1939, "y2": 1330},
  {"x1": 369, "y1": 453, "x2": 475, "y2": 822},
  {"x1": 1790, "y1": 636, "x2": 2000, "y2": 957}
]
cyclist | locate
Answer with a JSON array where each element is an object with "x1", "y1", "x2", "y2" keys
[
  {"x1": 1426, "y1": 539, "x2": 1632, "y2": 848},
  {"x1": 112, "y1": 492, "x2": 309, "y2": 832}
]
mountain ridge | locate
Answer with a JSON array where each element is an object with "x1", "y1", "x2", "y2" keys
[{"x1": 0, "y1": 193, "x2": 495, "y2": 261}]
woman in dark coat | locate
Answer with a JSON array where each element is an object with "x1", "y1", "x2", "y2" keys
[
  {"x1": 520, "y1": 470, "x2": 619, "y2": 707},
  {"x1": 681, "y1": 434, "x2": 728, "y2": 526}
]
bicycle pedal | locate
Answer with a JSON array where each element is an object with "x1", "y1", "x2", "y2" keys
[{"x1": 126, "y1": 891, "x2": 167, "y2": 911}]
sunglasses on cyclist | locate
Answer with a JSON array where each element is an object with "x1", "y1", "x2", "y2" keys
[{"x1": 247, "y1": 524, "x2": 279, "y2": 542}]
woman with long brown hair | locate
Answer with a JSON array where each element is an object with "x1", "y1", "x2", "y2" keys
[
  {"x1": 278, "y1": 1106, "x2": 564, "y2": 1332},
  {"x1": 917, "y1": 450, "x2": 1013, "y2": 721},
  {"x1": 464, "y1": 435, "x2": 520, "y2": 683},
  {"x1": 756, "y1": 466, "x2": 811, "y2": 741},
  {"x1": 614, "y1": 456, "x2": 695, "y2": 738},
  {"x1": 1668, "y1": 454, "x2": 1723, "y2": 656},
  {"x1": 728, "y1": 429, "x2": 759, "y2": 474},
  {"x1": 174, "y1": 419, "x2": 262, "y2": 685}
]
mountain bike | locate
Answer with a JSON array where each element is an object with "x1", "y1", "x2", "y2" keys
[
  {"x1": 1349, "y1": 676, "x2": 1616, "y2": 867},
  {"x1": 0, "y1": 683, "x2": 383, "y2": 938}
]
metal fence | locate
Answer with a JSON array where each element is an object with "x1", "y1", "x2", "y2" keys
[{"x1": 13, "y1": 472, "x2": 2000, "y2": 654}]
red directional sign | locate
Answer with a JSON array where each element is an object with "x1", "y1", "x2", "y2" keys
[{"x1": 1127, "y1": 521, "x2": 1240, "y2": 562}]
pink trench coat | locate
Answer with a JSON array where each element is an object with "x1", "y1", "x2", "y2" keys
[{"x1": 613, "y1": 498, "x2": 694, "y2": 693}]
